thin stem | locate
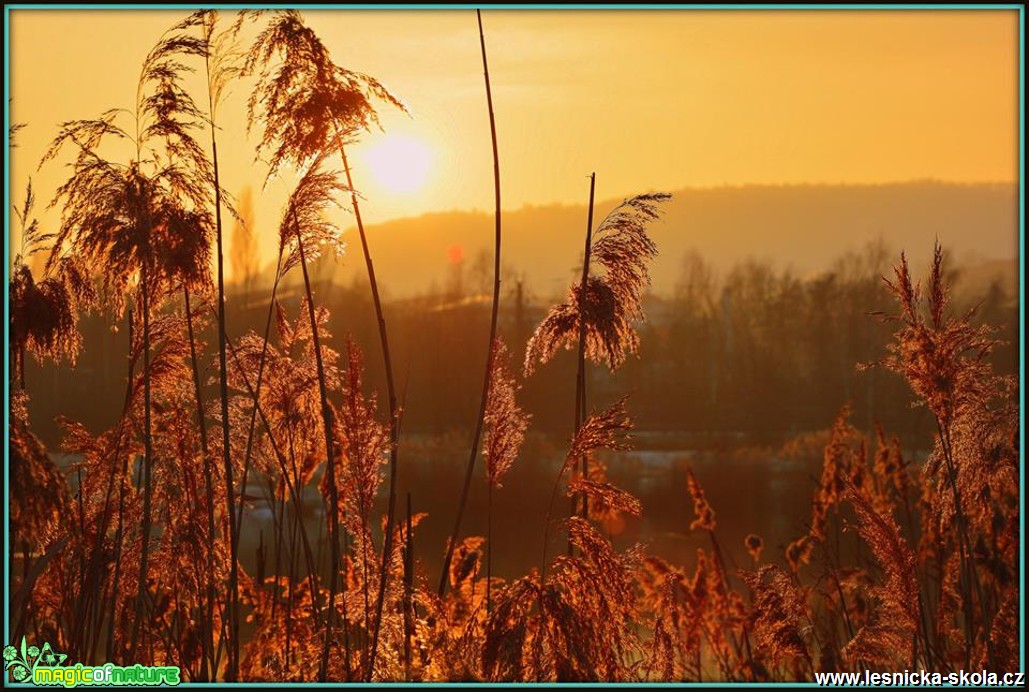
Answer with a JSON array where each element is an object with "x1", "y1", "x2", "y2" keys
[
  {"x1": 105, "y1": 307, "x2": 133, "y2": 662},
  {"x1": 130, "y1": 258, "x2": 155, "y2": 663},
  {"x1": 183, "y1": 285, "x2": 219, "y2": 681},
  {"x1": 208, "y1": 67, "x2": 240, "y2": 686},
  {"x1": 403, "y1": 492, "x2": 414, "y2": 681},
  {"x1": 293, "y1": 213, "x2": 342, "y2": 682},
  {"x1": 232, "y1": 250, "x2": 284, "y2": 544},
  {"x1": 569, "y1": 172, "x2": 596, "y2": 555},
  {"x1": 486, "y1": 482, "x2": 493, "y2": 614},
  {"x1": 437, "y1": 7, "x2": 504, "y2": 601}
]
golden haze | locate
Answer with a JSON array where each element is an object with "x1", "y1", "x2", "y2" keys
[{"x1": 7, "y1": 8, "x2": 1019, "y2": 279}]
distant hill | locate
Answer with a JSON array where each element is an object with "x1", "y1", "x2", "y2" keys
[{"x1": 249, "y1": 180, "x2": 1018, "y2": 299}]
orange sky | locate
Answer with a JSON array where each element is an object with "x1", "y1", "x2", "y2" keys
[{"x1": 7, "y1": 8, "x2": 1020, "y2": 277}]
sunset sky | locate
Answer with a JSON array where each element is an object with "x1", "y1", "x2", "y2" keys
[{"x1": 6, "y1": 8, "x2": 1020, "y2": 277}]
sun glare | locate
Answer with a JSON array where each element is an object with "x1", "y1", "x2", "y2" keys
[{"x1": 362, "y1": 133, "x2": 432, "y2": 195}]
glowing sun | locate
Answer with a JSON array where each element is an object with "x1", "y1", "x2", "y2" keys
[{"x1": 362, "y1": 134, "x2": 432, "y2": 195}]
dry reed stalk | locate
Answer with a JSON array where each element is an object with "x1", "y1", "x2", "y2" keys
[
  {"x1": 438, "y1": 8, "x2": 505, "y2": 603},
  {"x1": 242, "y1": 12, "x2": 404, "y2": 677}
]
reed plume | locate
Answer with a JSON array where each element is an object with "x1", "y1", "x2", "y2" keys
[
  {"x1": 686, "y1": 468, "x2": 717, "y2": 532},
  {"x1": 525, "y1": 192, "x2": 670, "y2": 375},
  {"x1": 482, "y1": 339, "x2": 529, "y2": 490},
  {"x1": 741, "y1": 565, "x2": 813, "y2": 677},
  {"x1": 875, "y1": 242, "x2": 1016, "y2": 669},
  {"x1": 10, "y1": 182, "x2": 92, "y2": 390},
  {"x1": 481, "y1": 338, "x2": 530, "y2": 610},
  {"x1": 321, "y1": 339, "x2": 390, "y2": 676},
  {"x1": 841, "y1": 483, "x2": 921, "y2": 668},
  {"x1": 244, "y1": 10, "x2": 403, "y2": 178}
]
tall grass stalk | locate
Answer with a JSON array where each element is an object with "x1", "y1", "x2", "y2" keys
[
  {"x1": 207, "y1": 47, "x2": 240, "y2": 688},
  {"x1": 232, "y1": 249, "x2": 283, "y2": 548},
  {"x1": 105, "y1": 310, "x2": 133, "y2": 663},
  {"x1": 438, "y1": 7, "x2": 504, "y2": 602},
  {"x1": 129, "y1": 254, "x2": 155, "y2": 663},
  {"x1": 572, "y1": 172, "x2": 596, "y2": 540},
  {"x1": 241, "y1": 13, "x2": 401, "y2": 676},
  {"x1": 403, "y1": 492, "x2": 414, "y2": 680},
  {"x1": 182, "y1": 285, "x2": 218, "y2": 680},
  {"x1": 291, "y1": 208, "x2": 343, "y2": 682}
]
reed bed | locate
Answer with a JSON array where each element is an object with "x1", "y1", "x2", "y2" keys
[{"x1": 7, "y1": 9, "x2": 1020, "y2": 683}]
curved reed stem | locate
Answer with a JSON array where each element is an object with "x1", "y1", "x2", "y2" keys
[
  {"x1": 571, "y1": 172, "x2": 596, "y2": 554},
  {"x1": 438, "y1": 6, "x2": 504, "y2": 602}
]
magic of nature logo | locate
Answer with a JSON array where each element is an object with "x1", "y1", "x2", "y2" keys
[{"x1": 4, "y1": 637, "x2": 180, "y2": 687}]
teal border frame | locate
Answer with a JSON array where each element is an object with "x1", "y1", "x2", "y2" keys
[{"x1": 3, "y1": 3, "x2": 1024, "y2": 687}]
